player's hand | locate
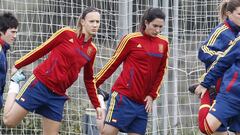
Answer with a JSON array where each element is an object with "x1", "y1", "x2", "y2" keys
[
  {"x1": 195, "y1": 84, "x2": 207, "y2": 98},
  {"x1": 11, "y1": 66, "x2": 18, "y2": 76},
  {"x1": 144, "y1": 96, "x2": 153, "y2": 113},
  {"x1": 188, "y1": 83, "x2": 199, "y2": 94},
  {"x1": 96, "y1": 108, "x2": 106, "y2": 133},
  {"x1": 96, "y1": 107, "x2": 103, "y2": 120}
]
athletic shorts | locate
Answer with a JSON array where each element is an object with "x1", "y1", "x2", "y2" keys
[
  {"x1": 105, "y1": 91, "x2": 148, "y2": 135},
  {"x1": 16, "y1": 75, "x2": 68, "y2": 122},
  {"x1": 210, "y1": 96, "x2": 240, "y2": 132}
]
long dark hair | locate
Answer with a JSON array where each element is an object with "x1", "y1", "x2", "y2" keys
[
  {"x1": 76, "y1": 7, "x2": 100, "y2": 37},
  {"x1": 140, "y1": 7, "x2": 165, "y2": 33}
]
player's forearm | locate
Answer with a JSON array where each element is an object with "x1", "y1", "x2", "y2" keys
[
  {"x1": 85, "y1": 84, "x2": 101, "y2": 109},
  {"x1": 198, "y1": 46, "x2": 218, "y2": 65},
  {"x1": 14, "y1": 48, "x2": 46, "y2": 69},
  {"x1": 15, "y1": 28, "x2": 67, "y2": 69}
]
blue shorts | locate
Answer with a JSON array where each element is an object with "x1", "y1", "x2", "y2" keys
[
  {"x1": 216, "y1": 116, "x2": 240, "y2": 132},
  {"x1": 16, "y1": 75, "x2": 68, "y2": 122},
  {"x1": 0, "y1": 85, "x2": 4, "y2": 109},
  {"x1": 210, "y1": 96, "x2": 240, "y2": 132},
  {"x1": 0, "y1": 94, "x2": 3, "y2": 109},
  {"x1": 228, "y1": 115, "x2": 240, "y2": 132},
  {"x1": 105, "y1": 91, "x2": 148, "y2": 135}
]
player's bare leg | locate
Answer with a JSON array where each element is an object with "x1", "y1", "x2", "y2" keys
[
  {"x1": 3, "y1": 70, "x2": 28, "y2": 127},
  {"x1": 96, "y1": 94, "x2": 107, "y2": 135},
  {"x1": 205, "y1": 113, "x2": 222, "y2": 133},
  {"x1": 101, "y1": 124, "x2": 119, "y2": 135},
  {"x1": 4, "y1": 95, "x2": 27, "y2": 128},
  {"x1": 3, "y1": 99, "x2": 28, "y2": 127},
  {"x1": 42, "y1": 117, "x2": 61, "y2": 135}
]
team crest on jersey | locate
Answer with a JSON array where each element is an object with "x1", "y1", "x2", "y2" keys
[
  {"x1": 158, "y1": 44, "x2": 164, "y2": 53},
  {"x1": 87, "y1": 46, "x2": 93, "y2": 56}
]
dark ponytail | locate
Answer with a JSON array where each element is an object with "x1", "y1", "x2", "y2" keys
[
  {"x1": 219, "y1": 0, "x2": 240, "y2": 22},
  {"x1": 140, "y1": 8, "x2": 165, "y2": 33}
]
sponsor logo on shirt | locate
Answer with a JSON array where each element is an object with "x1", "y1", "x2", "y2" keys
[
  {"x1": 137, "y1": 44, "x2": 142, "y2": 48},
  {"x1": 20, "y1": 97, "x2": 25, "y2": 102},
  {"x1": 112, "y1": 118, "x2": 117, "y2": 123},
  {"x1": 69, "y1": 38, "x2": 74, "y2": 43}
]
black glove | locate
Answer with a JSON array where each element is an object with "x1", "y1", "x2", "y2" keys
[
  {"x1": 188, "y1": 83, "x2": 217, "y2": 99},
  {"x1": 188, "y1": 83, "x2": 199, "y2": 94}
]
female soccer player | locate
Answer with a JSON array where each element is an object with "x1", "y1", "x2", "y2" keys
[
  {"x1": 192, "y1": 0, "x2": 240, "y2": 134},
  {"x1": 0, "y1": 12, "x2": 18, "y2": 109},
  {"x1": 95, "y1": 7, "x2": 169, "y2": 135},
  {"x1": 3, "y1": 7, "x2": 103, "y2": 135}
]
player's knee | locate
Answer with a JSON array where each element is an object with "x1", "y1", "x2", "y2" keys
[
  {"x1": 3, "y1": 115, "x2": 17, "y2": 128},
  {"x1": 101, "y1": 129, "x2": 108, "y2": 135},
  {"x1": 101, "y1": 128, "x2": 116, "y2": 135}
]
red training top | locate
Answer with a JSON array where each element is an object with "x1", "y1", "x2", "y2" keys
[
  {"x1": 95, "y1": 32, "x2": 169, "y2": 104},
  {"x1": 15, "y1": 27, "x2": 100, "y2": 109}
]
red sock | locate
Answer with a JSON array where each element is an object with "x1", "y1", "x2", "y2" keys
[
  {"x1": 198, "y1": 80, "x2": 221, "y2": 134},
  {"x1": 200, "y1": 90, "x2": 211, "y2": 105},
  {"x1": 204, "y1": 119, "x2": 214, "y2": 135},
  {"x1": 198, "y1": 91, "x2": 211, "y2": 134}
]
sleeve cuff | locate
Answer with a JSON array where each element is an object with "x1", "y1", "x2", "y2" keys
[{"x1": 200, "y1": 82, "x2": 210, "y2": 89}]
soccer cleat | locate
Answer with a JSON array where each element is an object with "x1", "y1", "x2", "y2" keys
[
  {"x1": 188, "y1": 83, "x2": 217, "y2": 100},
  {"x1": 97, "y1": 88, "x2": 109, "y2": 101},
  {"x1": 11, "y1": 70, "x2": 26, "y2": 83}
]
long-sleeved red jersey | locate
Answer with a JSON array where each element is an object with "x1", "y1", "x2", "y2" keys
[
  {"x1": 14, "y1": 27, "x2": 100, "y2": 109},
  {"x1": 95, "y1": 32, "x2": 169, "y2": 104}
]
